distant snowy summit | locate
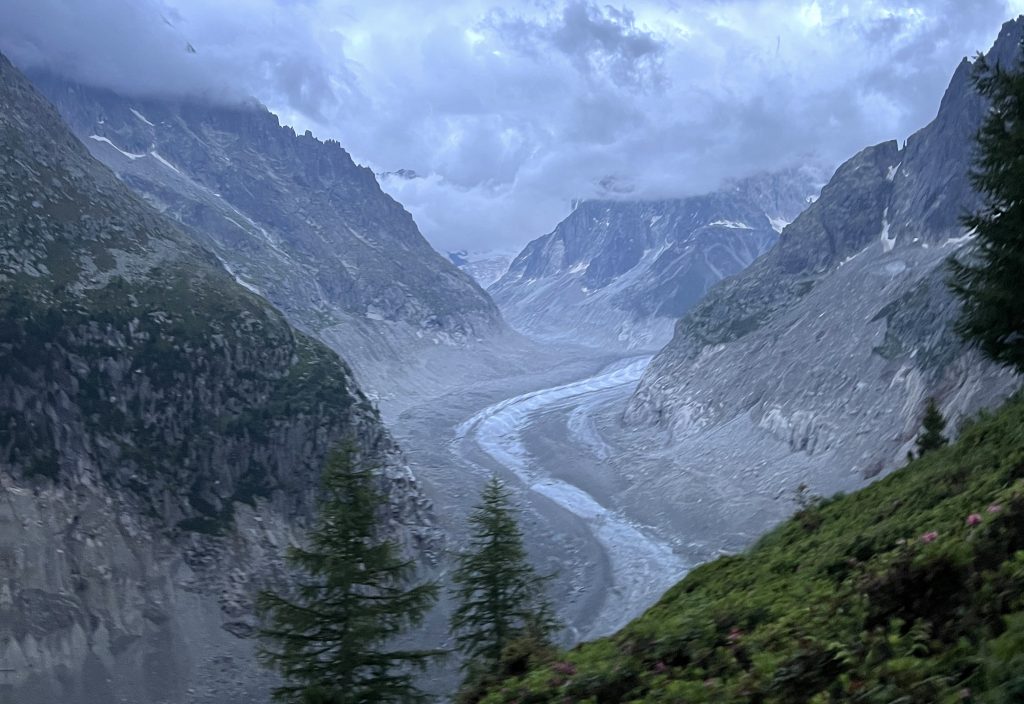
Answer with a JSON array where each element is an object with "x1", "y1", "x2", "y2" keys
[
  {"x1": 448, "y1": 249, "x2": 516, "y2": 288},
  {"x1": 490, "y1": 165, "x2": 828, "y2": 350}
]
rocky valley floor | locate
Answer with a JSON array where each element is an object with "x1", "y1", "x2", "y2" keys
[{"x1": 387, "y1": 337, "x2": 818, "y2": 685}]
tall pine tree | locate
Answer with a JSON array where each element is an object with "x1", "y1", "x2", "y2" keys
[
  {"x1": 449, "y1": 476, "x2": 557, "y2": 677},
  {"x1": 915, "y1": 396, "x2": 948, "y2": 458},
  {"x1": 949, "y1": 45, "x2": 1024, "y2": 372},
  {"x1": 257, "y1": 445, "x2": 440, "y2": 704}
]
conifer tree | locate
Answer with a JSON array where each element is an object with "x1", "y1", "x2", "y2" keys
[
  {"x1": 257, "y1": 446, "x2": 440, "y2": 704},
  {"x1": 449, "y1": 476, "x2": 557, "y2": 675},
  {"x1": 915, "y1": 397, "x2": 948, "y2": 457},
  {"x1": 949, "y1": 47, "x2": 1024, "y2": 372}
]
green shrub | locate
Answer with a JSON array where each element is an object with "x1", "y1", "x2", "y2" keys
[{"x1": 476, "y1": 395, "x2": 1024, "y2": 704}]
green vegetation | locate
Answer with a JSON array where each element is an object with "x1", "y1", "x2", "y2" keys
[
  {"x1": 1, "y1": 266, "x2": 360, "y2": 536},
  {"x1": 916, "y1": 397, "x2": 949, "y2": 458},
  {"x1": 950, "y1": 49, "x2": 1024, "y2": 373},
  {"x1": 450, "y1": 477, "x2": 559, "y2": 701},
  {"x1": 473, "y1": 393, "x2": 1024, "y2": 703},
  {"x1": 257, "y1": 446, "x2": 441, "y2": 704}
]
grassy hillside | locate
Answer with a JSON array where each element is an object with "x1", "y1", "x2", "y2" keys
[{"x1": 476, "y1": 393, "x2": 1024, "y2": 703}]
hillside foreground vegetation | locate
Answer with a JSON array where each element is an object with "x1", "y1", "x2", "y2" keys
[{"x1": 472, "y1": 393, "x2": 1024, "y2": 703}]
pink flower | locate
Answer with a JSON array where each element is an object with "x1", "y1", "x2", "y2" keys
[
  {"x1": 966, "y1": 513, "x2": 982, "y2": 526},
  {"x1": 987, "y1": 503, "x2": 1002, "y2": 514},
  {"x1": 920, "y1": 531, "x2": 939, "y2": 543},
  {"x1": 728, "y1": 626, "x2": 743, "y2": 643},
  {"x1": 653, "y1": 661, "x2": 668, "y2": 674}
]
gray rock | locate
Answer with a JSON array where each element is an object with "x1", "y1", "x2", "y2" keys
[
  {"x1": 27, "y1": 73, "x2": 504, "y2": 395},
  {"x1": 490, "y1": 167, "x2": 824, "y2": 350},
  {"x1": 624, "y1": 18, "x2": 1023, "y2": 506},
  {"x1": 0, "y1": 52, "x2": 438, "y2": 704}
]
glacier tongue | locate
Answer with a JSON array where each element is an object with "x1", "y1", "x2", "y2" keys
[{"x1": 454, "y1": 355, "x2": 689, "y2": 637}]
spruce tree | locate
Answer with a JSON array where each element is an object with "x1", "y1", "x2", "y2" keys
[
  {"x1": 915, "y1": 397, "x2": 948, "y2": 457},
  {"x1": 257, "y1": 446, "x2": 440, "y2": 704},
  {"x1": 949, "y1": 47, "x2": 1024, "y2": 372},
  {"x1": 449, "y1": 476, "x2": 557, "y2": 676}
]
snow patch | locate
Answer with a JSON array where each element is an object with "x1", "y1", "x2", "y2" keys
[
  {"x1": 568, "y1": 261, "x2": 589, "y2": 274},
  {"x1": 648, "y1": 214, "x2": 663, "y2": 227},
  {"x1": 880, "y1": 207, "x2": 897, "y2": 253},
  {"x1": 838, "y1": 249, "x2": 865, "y2": 267},
  {"x1": 149, "y1": 151, "x2": 181, "y2": 174},
  {"x1": 88, "y1": 135, "x2": 146, "y2": 160},
  {"x1": 943, "y1": 231, "x2": 977, "y2": 248},
  {"x1": 708, "y1": 220, "x2": 752, "y2": 229},
  {"x1": 130, "y1": 108, "x2": 155, "y2": 127},
  {"x1": 213, "y1": 253, "x2": 262, "y2": 296},
  {"x1": 886, "y1": 162, "x2": 901, "y2": 181},
  {"x1": 769, "y1": 216, "x2": 790, "y2": 234}
]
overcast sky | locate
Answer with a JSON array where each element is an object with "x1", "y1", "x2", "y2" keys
[{"x1": 1, "y1": 1, "x2": 1022, "y2": 253}]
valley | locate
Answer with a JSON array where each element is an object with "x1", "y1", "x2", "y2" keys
[
  {"x1": 3, "y1": 8, "x2": 1024, "y2": 703},
  {"x1": 393, "y1": 346, "x2": 700, "y2": 643}
]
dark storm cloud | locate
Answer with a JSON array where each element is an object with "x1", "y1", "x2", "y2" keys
[
  {"x1": 0, "y1": 0, "x2": 224, "y2": 98},
  {"x1": 490, "y1": 2, "x2": 667, "y2": 89},
  {"x1": 0, "y1": 0, "x2": 359, "y2": 119},
  {"x1": 0, "y1": 1, "x2": 1020, "y2": 253}
]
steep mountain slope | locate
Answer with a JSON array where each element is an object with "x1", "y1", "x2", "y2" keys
[
  {"x1": 623, "y1": 19, "x2": 1023, "y2": 511},
  {"x1": 490, "y1": 168, "x2": 823, "y2": 350},
  {"x1": 0, "y1": 53, "x2": 435, "y2": 704},
  {"x1": 27, "y1": 73, "x2": 503, "y2": 394},
  {"x1": 475, "y1": 391, "x2": 1024, "y2": 704}
]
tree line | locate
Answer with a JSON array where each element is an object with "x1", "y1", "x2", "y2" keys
[{"x1": 257, "y1": 447, "x2": 557, "y2": 704}]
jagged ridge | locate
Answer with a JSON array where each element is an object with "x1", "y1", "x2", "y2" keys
[
  {"x1": 491, "y1": 168, "x2": 823, "y2": 350},
  {"x1": 28, "y1": 73, "x2": 503, "y2": 393},
  {"x1": 624, "y1": 19, "x2": 1023, "y2": 501}
]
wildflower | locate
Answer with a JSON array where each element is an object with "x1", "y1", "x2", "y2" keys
[
  {"x1": 966, "y1": 513, "x2": 982, "y2": 526},
  {"x1": 551, "y1": 661, "x2": 576, "y2": 676},
  {"x1": 653, "y1": 661, "x2": 668, "y2": 674},
  {"x1": 987, "y1": 503, "x2": 1002, "y2": 514},
  {"x1": 727, "y1": 626, "x2": 743, "y2": 643},
  {"x1": 920, "y1": 531, "x2": 939, "y2": 543}
]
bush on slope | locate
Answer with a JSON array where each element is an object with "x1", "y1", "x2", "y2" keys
[{"x1": 477, "y1": 394, "x2": 1024, "y2": 703}]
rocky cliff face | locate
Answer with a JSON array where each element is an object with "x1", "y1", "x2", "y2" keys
[
  {"x1": 490, "y1": 168, "x2": 823, "y2": 350},
  {"x1": 27, "y1": 73, "x2": 503, "y2": 396},
  {"x1": 624, "y1": 18, "x2": 1023, "y2": 508},
  {"x1": 0, "y1": 53, "x2": 436, "y2": 704}
]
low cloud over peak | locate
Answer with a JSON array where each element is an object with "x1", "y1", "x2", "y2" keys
[{"x1": 1, "y1": 1, "x2": 1021, "y2": 252}]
